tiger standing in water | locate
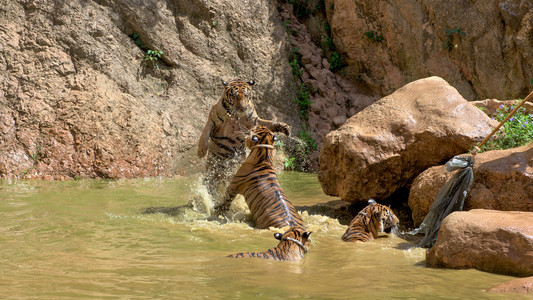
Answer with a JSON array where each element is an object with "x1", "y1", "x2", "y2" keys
[
  {"x1": 197, "y1": 79, "x2": 290, "y2": 200},
  {"x1": 228, "y1": 227, "x2": 312, "y2": 261},
  {"x1": 215, "y1": 126, "x2": 305, "y2": 229},
  {"x1": 341, "y1": 199, "x2": 399, "y2": 242}
]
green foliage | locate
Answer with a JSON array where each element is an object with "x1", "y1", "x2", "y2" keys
[
  {"x1": 145, "y1": 49, "x2": 164, "y2": 69},
  {"x1": 329, "y1": 51, "x2": 345, "y2": 72},
  {"x1": 443, "y1": 28, "x2": 466, "y2": 51},
  {"x1": 284, "y1": 157, "x2": 296, "y2": 170},
  {"x1": 322, "y1": 35, "x2": 335, "y2": 52},
  {"x1": 479, "y1": 100, "x2": 533, "y2": 151},
  {"x1": 131, "y1": 33, "x2": 146, "y2": 51},
  {"x1": 295, "y1": 84, "x2": 313, "y2": 121},
  {"x1": 530, "y1": 78, "x2": 533, "y2": 85},
  {"x1": 289, "y1": 48, "x2": 303, "y2": 77},
  {"x1": 364, "y1": 30, "x2": 384, "y2": 42},
  {"x1": 297, "y1": 130, "x2": 317, "y2": 152}
]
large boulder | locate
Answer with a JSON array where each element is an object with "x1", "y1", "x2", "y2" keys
[
  {"x1": 318, "y1": 76, "x2": 496, "y2": 202},
  {"x1": 426, "y1": 209, "x2": 533, "y2": 277},
  {"x1": 0, "y1": 0, "x2": 298, "y2": 179},
  {"x1": 409, "y1": 142, "x2": 533, "y2": 226},
  {"x1": 324, "y1": 0, "x2": 533, "y2": 100}
]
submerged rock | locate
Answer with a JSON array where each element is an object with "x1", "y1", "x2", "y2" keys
[
  {"x1": 426, "y1": 209, "x2": 533, "y2": 277},
  {"x1": 318, "y1": 76, "x2": 496, "y2": 203},
  {"x1": 409, "y1": 142, "x2": 533, "y2": 226},
  {"x1": 488, "y1": 276, "x2": 533, "y2": 295}
]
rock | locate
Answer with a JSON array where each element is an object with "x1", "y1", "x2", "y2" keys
[
  {"x1": 319, "y1": 76, "x2": 497, "y2": 202},
  {"x1": 488, "y1": 276, "x2": 533, "y2": 294},
  {"x1": 0, "y1": 0, "x2": 299, "y2": 179},
  {"x1": 325, "y1": 0, "x2": 533, "y2": 100},
  {"x1": 278, "y1": 5, "x2": 375, "y2": 155},
  {"x1": 471, "y1": 99, "x2": 533, "y2": 117},
  {"x1": 409, "y1": 142, "x2": 533, "y2": 226},
  {"x1": 426, "y1": 209, "x2": 533, "y2": 277}
]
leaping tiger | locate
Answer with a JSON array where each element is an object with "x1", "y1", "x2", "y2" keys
[
  {"x1": 228, "y1": 227, "x2": 312, "y2": 261},
  {"x1": 197, "y1": 79, "x2": 290, "y2": 197},
  {"x1": 341, "y1": 199, "x2": 399, "y2": 242},
  {"x1": 215, "y1": 126, "x2": 305, "y2": 229}
]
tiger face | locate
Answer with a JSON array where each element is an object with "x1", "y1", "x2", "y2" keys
[
  {"x1": 222, "y1": 79, "x2": 255, "y2": 112},
  {"x1": 274, "y1": 227, "x2": 312, "y2": 252},
  {"x1": 342, "y1": 199, "x2": 400, "y2": 242},
  {"x1": 245, "y1": 126, "x2": 278, "y2": 150}
]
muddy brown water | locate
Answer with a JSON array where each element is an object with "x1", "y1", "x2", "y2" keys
[{"x1": 0, "y1": 172, "x2": 521, "y2": 299}]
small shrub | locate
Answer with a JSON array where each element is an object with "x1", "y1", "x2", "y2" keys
[
  {"x1": 145, "y1": 49, "x2": 164, "y2": 69},
  {"x1": 364, "y1": 30, "x2": 384, "y2": 42},
  {"x1": 329, "y1": 51, "x2": 346, "y2": 72},
  {"x1": 479, "y1": 100, "x2": 533, "y2": 151},
  {"x1": 131, "y1": 33, "x2": 146, "y2": 51},
  {"x1": 284, "y1": 157, "x2": 296, "y2": 170}
]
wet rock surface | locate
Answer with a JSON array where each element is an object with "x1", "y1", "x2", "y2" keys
[{"x1": 426, "y1": 209, "x2": 533, "y2": 277}]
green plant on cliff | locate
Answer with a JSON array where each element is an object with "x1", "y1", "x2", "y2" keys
[
  {"x1": 321, "y1": 22, "x2": 346, "y2": 72},
  {"x1": 479, "y1": 100, "x2": 533, "y2": 152},
  {"x1": 443, "y1": 28, "x2": 466, "y2": 51},
  {"x1": 364, "y1": 30, "x2": 384, "y2": 42},
  {"x1": 145, "y1": 49, "x2": 164, "y2": 69}
]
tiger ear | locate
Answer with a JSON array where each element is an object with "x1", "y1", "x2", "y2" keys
[
  {"x1": 368, "y1": 198, "x2": 376, "y2": 205},
  {"x1": 303, "y1": 232, "x2": 312, "y2": 239},
  {"x1": 247, "y1": 80, "x2": 255, "y2": 86},
  {"x1": 222, "y1": 80, "x2": 229, "y2": 86},
  {"x1": 274, "y1": 233, "x2": 283, "y2": 240}
]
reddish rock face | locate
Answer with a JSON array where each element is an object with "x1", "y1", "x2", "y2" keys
[
  {"x1": 426, "y1": 209, "x2": 533, "y2": 277},
  {"x1": 488, "y1": 276, "x2": 533, "y2": 295},
  {"x1": 318, "y1": 76, "x2": 497, "y2": 203},
  {"x1": 324, "y1": 0, "x2": 533, "y2": 100},
  {"x1": 409, "y1": 142, "x2": 533, "y2": 226}
]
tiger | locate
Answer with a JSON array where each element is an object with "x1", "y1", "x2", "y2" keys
[
  {"x1": 228, "y1": 227, "x2": 312, "y2": 261},
  {"x1": 214, "y1": 126, "x2": 305, "y2": 229},
  {"x1": 197, "y1": 79, "x2": 290, "y2": 197},
  {"x1": 341, "y1": 199, "x2": 399, "y2": 242}
]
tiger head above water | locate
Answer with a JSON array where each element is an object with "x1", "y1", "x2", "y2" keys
[
  {"x1": 222, "y1": 79, "x2": 255, "y2": 113},
  {"x1": 228, "y1": 227, "x2": 312, "y2": 261},
  {"x1": 341, "y1": 199, "x2": 399, "y2": 242}
]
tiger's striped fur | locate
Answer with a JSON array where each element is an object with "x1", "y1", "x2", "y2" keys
[
  {"x1": 197, "y1": 79, "x2": 290, "y2": 197},
  {"x1": 228, "y1": 227, "x2": 312, "y2": 261},
  {"x1": 341, "y1": 199, "x2": 399, "y2": 242},
  {"x1": 215, "y1": 126, "x2": 305, "y2": 229}
]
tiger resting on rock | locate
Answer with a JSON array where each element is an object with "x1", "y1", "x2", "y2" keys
[
  {"x1": 215, "y1": 126, "x2": 305, "y2": 229},
  {"x1": 228, "y1": 227, "x2": 312, "y2": 261},
  {"x1": 341, "y1": 199, "x2": 399, "y2": 242},
  {"x1": 197, "y1": 79, "x2": 290, "y2": 198}
]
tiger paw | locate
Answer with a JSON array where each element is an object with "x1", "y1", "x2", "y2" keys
[{"x1": 275, "y1": 122, "x2": 290, "y2": 136}]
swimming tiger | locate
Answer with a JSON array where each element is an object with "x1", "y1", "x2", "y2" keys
[
  {"x1": 214, "y1": 126, "x2": 305, "y2": 229},
  {"x1": 197, "y1": 79, "x2": 290, "y2": 197},
  {"x1": 228, "y1": 227, "x2": 312, "y2": 261},
  {"x1": 341, "y1": 199, "x2": 399, "y2": 242}
]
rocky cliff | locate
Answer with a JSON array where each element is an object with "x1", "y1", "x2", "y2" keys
[
  {"x1": 324, "y1": 0, "x2": 532, "y2": 100},
  {"x1": 0, "y1": 0, "x2": 299, "y2": 178}
]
